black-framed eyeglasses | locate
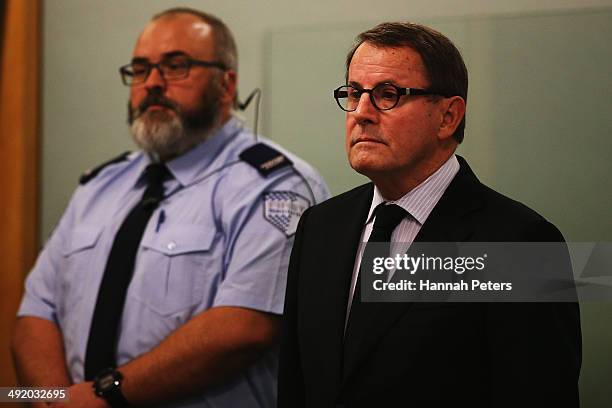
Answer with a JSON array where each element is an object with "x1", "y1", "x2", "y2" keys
[
  {"x1": 119, "y1": 55, "x2": 228, "y2": 86},
  {"x1": 333, "y1": 83, "x2": 442, "y2": 112}
]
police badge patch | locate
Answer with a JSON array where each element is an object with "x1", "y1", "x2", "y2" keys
[{"x1": 263, "y1": 191, "x2": 310, "y2": 236}]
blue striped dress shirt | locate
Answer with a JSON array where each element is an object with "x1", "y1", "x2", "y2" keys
[{"x1": 346, "y1": 154, "x2": 460, "y2": 318}]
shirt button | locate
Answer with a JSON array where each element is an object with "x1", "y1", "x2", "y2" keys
[{"x1": 167, "y1": 241, "x2": 177, "y2": 250}]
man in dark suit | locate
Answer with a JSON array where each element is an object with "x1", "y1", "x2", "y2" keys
[{"x1": 278, "y1": 22, "x2": 581, "y2": 407}]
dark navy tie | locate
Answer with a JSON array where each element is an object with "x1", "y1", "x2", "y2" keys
[
  {"x1": 85, "y1": 163, "x2": 170, "y2": 380},
  {"x1": 345, "y1": 203, "x2": 407, "y2": 338}
]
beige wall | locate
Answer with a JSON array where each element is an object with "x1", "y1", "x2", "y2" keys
[{"x1": 41, "y1": 0, "x2": 612, "y2": 238}]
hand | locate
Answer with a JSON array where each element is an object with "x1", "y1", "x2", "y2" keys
[{"x1": 49, "y1": 382, "x2": 109, "y2": 408}]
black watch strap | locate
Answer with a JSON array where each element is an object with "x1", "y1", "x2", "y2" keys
[{"x1": 93, "y1": 368, "x2": 129, "y2": 408}]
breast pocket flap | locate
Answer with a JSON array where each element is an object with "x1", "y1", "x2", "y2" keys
[
  {"x1": 62, "y1": 225, "x2": 103, "y2": 256},
  {"x1": 141, "y1": 224, "x2": 215, "y2": 256}
]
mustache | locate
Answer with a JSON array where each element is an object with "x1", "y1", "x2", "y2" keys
[{"x1": 137, "y1": 91, "x2": 179, "y2": 114}]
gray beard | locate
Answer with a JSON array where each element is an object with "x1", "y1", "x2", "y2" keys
[
  {"x1": 128, "y1": 79, "x2": 223, "y2": 161},
  {"x1": 130, "y1": 108, "x2": 215, "y2": 161}
]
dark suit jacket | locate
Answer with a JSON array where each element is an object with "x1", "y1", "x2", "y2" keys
[{"x1": 278, "y1": 157, "x2": 581, "y2": 408}]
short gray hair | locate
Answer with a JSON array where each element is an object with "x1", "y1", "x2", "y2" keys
[{"x1": 153, "y1": 7, "x2": 238, "y2": 72}]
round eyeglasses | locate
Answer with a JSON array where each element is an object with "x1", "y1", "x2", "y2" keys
[
  {"x1": 333, "y1": 83, "x2": 441, "y2": 112},
  {"x1": 119, "y1": 54, "x2": 227, "y2": 86}
]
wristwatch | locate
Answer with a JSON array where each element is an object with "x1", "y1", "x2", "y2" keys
[{"x1": 92, "y1": 367, "x2": 129, "y2": 408}]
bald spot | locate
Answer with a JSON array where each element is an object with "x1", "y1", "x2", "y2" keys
[{"x1": 133, "y1": 14, "x2": 215, "y2": 62}]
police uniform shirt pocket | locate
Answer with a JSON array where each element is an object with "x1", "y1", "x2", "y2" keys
[
  {"x1": 59, "y1": 224, "x2": 103, "y2": 310},
  {"x1": 135, "y1": 224, "x2": 216, "y2": 317}
]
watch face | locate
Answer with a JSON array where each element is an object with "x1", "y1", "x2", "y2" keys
[
  {"x1": 94, "y1": 368, "x2": 125, "y2": 404},
  {"x1": 98, "y1": 373, "x2": 117, "y2": 391}
]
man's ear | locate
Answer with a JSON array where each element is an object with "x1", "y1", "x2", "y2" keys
[
  {"x1": 219, "y1": 70, "x2": 237, "y2": 105},
  {"x1": 437, "y1": 96, "x2": 465, "y2": 141}
]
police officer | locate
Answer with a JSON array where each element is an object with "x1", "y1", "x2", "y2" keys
[{"x1": 13, "y1": 8, "x2": 329, "y2": 408}]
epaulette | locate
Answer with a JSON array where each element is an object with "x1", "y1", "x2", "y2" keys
[
  {"x1": 239, "y1": 143, "x2": 293, "y2": 177},
  {"x1": 79, "y1": 151, "x2": 131, "y2": 185}
]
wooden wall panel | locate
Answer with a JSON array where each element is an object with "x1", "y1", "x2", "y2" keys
[{"x1": 0, "y1": 0, "x2": 41, "y2": 397}]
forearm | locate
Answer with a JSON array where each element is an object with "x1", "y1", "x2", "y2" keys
[
  {"x1": 12, "y1": 316, "x2": 72, "y2": 387},
  {"x1": 119, "y1": 306, "x2": 279, "y2": 406}
]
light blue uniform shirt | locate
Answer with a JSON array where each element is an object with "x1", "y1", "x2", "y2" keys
[{"x1": 18, "y1": 117, "x2": 330, "y2": 408}]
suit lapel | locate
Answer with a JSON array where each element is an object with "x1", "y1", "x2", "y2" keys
[
  {"x1": 341, "y1": 156, "x2": 485, "y2": 387},
  {"x1": 299, "y1": 184, "x2": 374, "y2": 395}
]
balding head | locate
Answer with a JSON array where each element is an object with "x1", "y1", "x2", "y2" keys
[{"x1": 152, "y1": 8, "x2": 237, "y2": 72}]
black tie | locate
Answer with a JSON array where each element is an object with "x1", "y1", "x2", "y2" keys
[
  {"x1": 85, "y1": 163, "x2": 170, "y2": 380},
  {"x1": 345, "y1": 203, "x2": 407, "y2": 338}
]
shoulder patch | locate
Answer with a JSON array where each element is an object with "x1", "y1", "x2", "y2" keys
[
  {"x1": 239, "y1": 143, "x2": 293, "y2": 177},
  {"x1": 263, "y1": 191, "x2": 310, "y2": 237},
  {"x1": 79, "y1": 151, "x2": 131, "y2": 185}
]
